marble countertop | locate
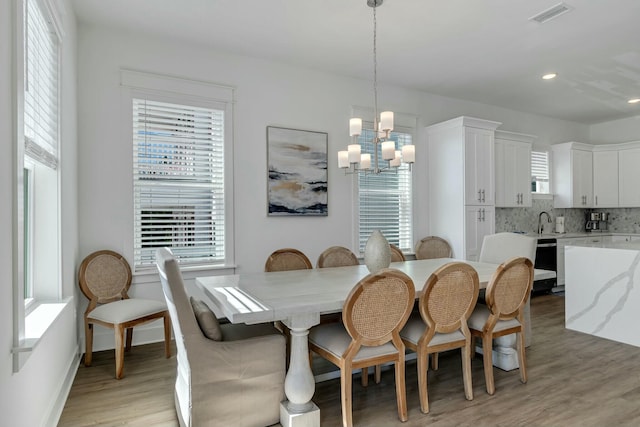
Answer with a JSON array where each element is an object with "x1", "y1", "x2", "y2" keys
[
  {"x1": 566, "y1": 240, "x2": 640, "y2": 250},
  {"x1": 525, "y1": 232, "x2": 640, "y2": 240}
]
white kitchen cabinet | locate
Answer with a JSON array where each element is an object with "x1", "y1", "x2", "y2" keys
[
  {"x1": 593, "y1": 149, "x2": 619, "y2": 207},
  {"x1": 618, "y1": 147, "x2": 640, "y2": 207},
  {"x1": 464, "y1": 205, "x2": 495, "y2": 262},
  {"x1": 552, "y1": 142, "x2": 593, "y2": 208},
  {"x1": 495, "y1": 131, "x2": 535, "y2": 207},
  {"x1": 426, "y1": 116, "x2": 501, "y2": 261}
]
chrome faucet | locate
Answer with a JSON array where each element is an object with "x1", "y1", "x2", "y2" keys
[{"x1": 538, "y1": 211, "x2": 552, "y2": 234}]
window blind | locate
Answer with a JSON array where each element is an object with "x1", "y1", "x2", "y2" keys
[
  {"x1": 358, "y1": 128, "x2": 413, "y2": 253},
  {"x1": 531, "y1": 150, "x2": 550, "y2": 193},
  {"x1": 24, "y1": 0, "x2": 59, "y2": 169},
  {"x1": 531, "y1": 151, "x2": 549, "y2": 182},
  {"x1": 133, "y1": 99, "x2": 225, "y2": 270}
]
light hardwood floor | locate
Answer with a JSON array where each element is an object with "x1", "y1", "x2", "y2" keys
[{"x1": 59, "y1": 294, "x2": 640, "y2": 426}]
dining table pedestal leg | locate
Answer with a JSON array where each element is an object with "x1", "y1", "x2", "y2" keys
[{"x1": 280, "y1": 312, "x2": 320, "y2": 427}]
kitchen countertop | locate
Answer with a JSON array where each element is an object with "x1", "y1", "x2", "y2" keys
[{"x1": 525, "y1": 232, "x2": 640, "y2": 240}]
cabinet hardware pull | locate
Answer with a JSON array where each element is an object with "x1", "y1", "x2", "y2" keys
[
  {"x1": 481, "y1": 208, "x2": 486, "y2": 222},
  {"x1": 481, "y1": 189, "x2": 485, "y2": 203},
  {"x1": 477, "y1": 209, "x2": 481, "y2": 221}
]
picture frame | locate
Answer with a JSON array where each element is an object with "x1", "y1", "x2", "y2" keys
[{"x1": 267, "y1": 126, "x2": 328, "y2": 216}]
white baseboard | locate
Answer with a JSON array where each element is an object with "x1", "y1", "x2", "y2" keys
[{"x1": 46, "y1": 347, "x2": 81, "y2": 427}]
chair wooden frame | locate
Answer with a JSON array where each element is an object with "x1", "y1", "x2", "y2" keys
[
  {"x1": 390, "y1": 244, "x2": 406, "y2": 262},
  {"x1": 415, "y1": 236, "x2": 453, "y2": 260},
  {"x1": 79, "y1": 250, "x2": 171, "y2": 379},
  {"x1": 469, "y1": 256, "x2": 534, "y2": 395},
  {"x1": 264, "y1": 248, "x2": 313, "y2": 272},
  {"x1": 317, "y1": 246, "x2": 359, "y2": 268},
  {"x1": 309, "y1": 268, "x2": 415, "y2": 427},
  {"x1": 401, "y1": 262, "x2": 479, "y2": 413}
]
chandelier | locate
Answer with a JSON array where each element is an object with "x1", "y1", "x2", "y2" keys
[{"x1": 338, "y1": 0, "x2": 415, "y2": 174}]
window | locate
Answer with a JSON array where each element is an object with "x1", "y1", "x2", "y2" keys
[
  {"x1": 357, "y1": 125, "x2": 413, "y2": 253},
  {"x1": 531, "y1": 150, "x2": 550, "y2": 194},
  {"x1": 132, "y1": 98, "x2": 227, "y2": 271},
  {"x1": 21, "y1": 0, "x2": 61, "y2": 304},
  {"x1": 13, "y1": 0, "x2": 63, "y2": 370}
]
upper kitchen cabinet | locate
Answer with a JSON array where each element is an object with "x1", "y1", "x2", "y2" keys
[
  {"x1": 426, "y1": 116, "x2": 501, "y2": 260},
  {"x1": 495, "y1": 130, "x2": 535, "y2": 208},
  {"x1": 618, "y1": 146, "x2": 640, "y2": 207},
  {"x1": 552, "y1": 142, "x2": 593, "y2": 208},
  {"x1": 592, "y1": 148, "x2": 619, "y2": 208}
]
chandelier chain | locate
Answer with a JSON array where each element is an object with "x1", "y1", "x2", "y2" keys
[{"x1": 372, "y1": 3, "x2": 378, "y2": 129}]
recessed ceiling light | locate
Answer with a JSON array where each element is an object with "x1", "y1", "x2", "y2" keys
[
  {"x1": 542, "y1": 73, "x2": 557, "y2": 80},
  {"x1": 629, "y1": 98, "x2": 640, "y2": 104}
]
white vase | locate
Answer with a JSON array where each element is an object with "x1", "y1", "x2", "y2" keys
[{"x1": 364, "y1": 230, "x2": 391, "y2": 273}]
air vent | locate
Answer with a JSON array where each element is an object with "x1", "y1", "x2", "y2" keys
[{"x1": 529, "y1": 3, "x2": 572, "y2": 24}]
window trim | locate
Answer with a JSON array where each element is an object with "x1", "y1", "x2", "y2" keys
[{"x1": 121, "y1": 70, "x2": 236, "y2": 273}]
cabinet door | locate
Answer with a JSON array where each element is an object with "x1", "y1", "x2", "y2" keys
[
  {"x1": 515, "y1": 143, "x2": 532, "y2": 207},
  {"x1": 495, "y1": 140, "x2": 531, "y2": 207},
  {"x1": 619, "y1": 148, "x2": 640, "y2": 207},
  {"x1": 464, "y1": 205, "x2": 495, "y2": 261},
  {"x1": 593, "y1": 150, "x2": 618, "y2": 207},
  {"x1": 464, "y1": 128, "x2": 495, "y2": 206},
  {"x1": 572, "y1": 150, "x2": 593, "y2": 207}
]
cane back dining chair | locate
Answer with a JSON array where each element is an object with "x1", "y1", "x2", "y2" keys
[
  {"x1": 317, "y1": 246, "x2": 360, "y2": 268},
  {"x1": 478, "y1": 232, "x2": 536, "y2": 347},
  {"x1": 390, "y1": 244, "x2": 406, "y2": 262},
  {"x1": 468, "y1": 256, "x2": 534, "y2": 395},
  {"x1": 78, "y1": 250, "x2": 171, "y2": 379},
  {"x1": 309, "y1": 268, "x2": 415, "y2": 427},
  {"x1": 264, "y1": 248, "x2": 313, "y2": 272},
  {"x1": 400, "y1": 262, "x2": 479, "y2": 413},
  {"x1": 414, "y1": 236, "x2": 453, "y2": 260}
]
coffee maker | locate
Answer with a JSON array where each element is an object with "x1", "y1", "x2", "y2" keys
[{"x1": 585, "y1": 212, "x2": 609, "y2": 231}]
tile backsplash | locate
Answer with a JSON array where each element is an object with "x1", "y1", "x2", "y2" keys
[{"x1": 496, "y1": 199, "x2": 640, "y2": 234}]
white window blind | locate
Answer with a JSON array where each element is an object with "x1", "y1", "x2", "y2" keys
[
  {"x1": 531, "y1": 150, "x2": 550, "y2": 193},
  {"x1": 133, "y1": 99, "x2": 225, "y2": 270},
  {"x1": 358, "y1": 127, "x2": 413, "y2": 253},
  {"x1": 24, "y1": 0, "x2": 58, "y2": 169}
]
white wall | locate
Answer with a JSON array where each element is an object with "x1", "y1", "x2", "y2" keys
[
  {"x1": 76, "y1": 25, "x2": 591, "y2": 345},
  {"x1": 0, "y1": 0, "x2": 80, "y2": 426},
  {"x1": 590, "y1": 115, "x2": 640, "y2": 144}
]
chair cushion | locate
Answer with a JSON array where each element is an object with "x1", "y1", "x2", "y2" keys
[
  {"x1": 88, "y1": 298, "x2": 166, "y2": 324},
  {"x1": 309, "y1": 323, "x2": 399, "y2": 362},
  {"x1": 467, "y1": 304, "x2": 521, "y2": 333},
  {"x1": 400, "y1": 314, "x2": 466, "y2": 346},
  {"x1": 190, "y1": 297, "x2": 223, "y2": 341}
]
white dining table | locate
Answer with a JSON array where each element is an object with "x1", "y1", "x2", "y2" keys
[{"x1": 196, "y1": 258, "x2": 555, "y2": 427}]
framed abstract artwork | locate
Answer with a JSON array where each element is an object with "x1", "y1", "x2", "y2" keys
[{"x1": 267, "y1": 126, "x2": 328, "y2": 216}]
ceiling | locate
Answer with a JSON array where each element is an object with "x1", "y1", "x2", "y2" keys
[{"x1": 71, "y1": 0, "x2": 640, "y2": 124}]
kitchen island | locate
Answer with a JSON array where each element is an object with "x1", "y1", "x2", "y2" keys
[{"x1": 565, "y1": 240, "x2": 640, "y2": 347}]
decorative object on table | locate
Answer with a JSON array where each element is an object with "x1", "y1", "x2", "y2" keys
[
  {"x1": 337, "y1": 0, "x2": 415, "y2": 175},
  {"x1": 267, "y1": 126, "x2": 328, "y2": 216},
  {"x1": 364, "y1": 230, "x2": 391, "y2": 273}
]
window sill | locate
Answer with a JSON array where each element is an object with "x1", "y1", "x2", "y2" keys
[
  {"x1": 533, "y1": 193, "x2": 553, "y2": 200},
  {"x1": 12, "y1": 297, "x2": 73, "y2": 372}
]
